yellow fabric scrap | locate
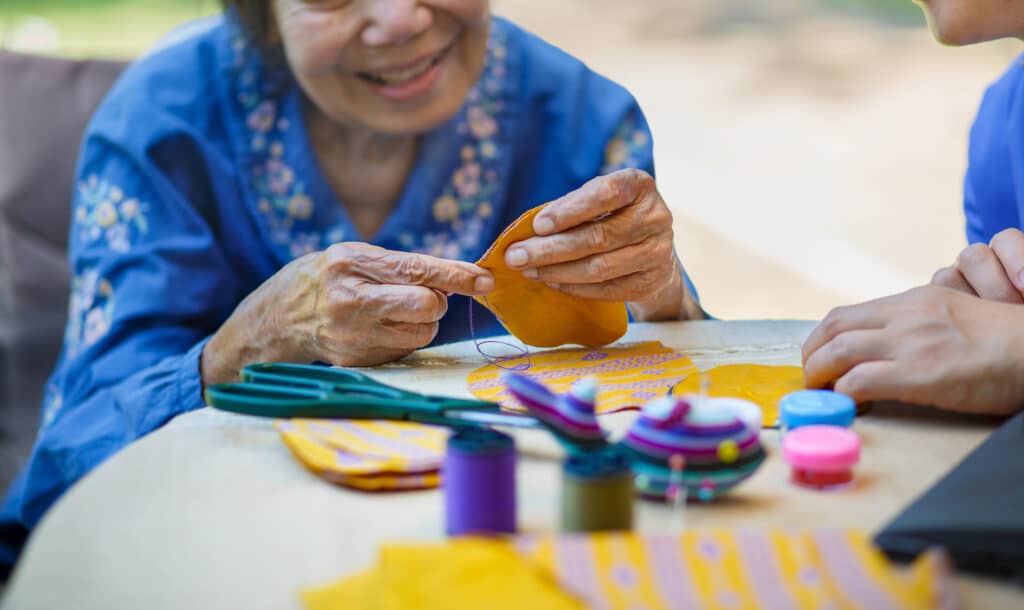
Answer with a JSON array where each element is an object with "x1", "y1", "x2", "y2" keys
[
  {"x1": 301, "y1": 538, "x2": 585, "y2": 610},
  {"x1": 475, "y1": 204, "x2": 628, "y2": 348},
  {"x1": 302, "y1": 531, "x2": 957, "y2": 610}
]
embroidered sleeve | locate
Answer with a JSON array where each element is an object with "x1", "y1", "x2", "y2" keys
[
  {"x1": 1, "y1": 139, "x2": 237, "y2": 537},
  {"x1": 599, "y1": 109, "x2": 655, "y2": 176}
]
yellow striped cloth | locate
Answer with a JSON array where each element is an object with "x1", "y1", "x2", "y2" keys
[
  {"x1": 302, "y1": 530, "x2": 957, "y2": 610},
  {"x1": 276, "y1": 419, "x2": 448, "y2": 491}
]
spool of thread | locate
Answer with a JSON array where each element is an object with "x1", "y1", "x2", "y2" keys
[
  {"x1": 444, "y1": 427, "x2": 517, "y2": 536},
  {"x1": 782, "y1": 425, "x2": 860, "y2": 490},
  {"x1": 561, "y1": 448, "x2": 634, "y2": 533}
]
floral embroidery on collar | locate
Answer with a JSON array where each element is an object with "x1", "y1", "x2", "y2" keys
[
  {"x1": 229, "y1": 18, "x2": 513, "y2": 263},
  {"x1": 230, "y1": 37, "x2": 345, "y2": 260},
  {"x1": 398, "y1": 24, "x2": 511, "y2": 260}
]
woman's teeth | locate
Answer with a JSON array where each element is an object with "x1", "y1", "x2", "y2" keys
[{"x1": 358, "y1": 51, "x2": 444, "y2": 86}]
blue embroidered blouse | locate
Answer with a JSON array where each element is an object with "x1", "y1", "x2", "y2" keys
[
  {"x1": 964, "y1": 54, "x2": 1024, "y2": 244},
  {"x1": 0, "y1": 15, "x2": 661, "y2": 565}
]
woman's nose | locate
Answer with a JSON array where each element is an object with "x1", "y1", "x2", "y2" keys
[{"x1": 361, "y1": 0, "x2": 434, "y2": 47}]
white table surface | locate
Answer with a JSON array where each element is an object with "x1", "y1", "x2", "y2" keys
[{"x1": 2, "y1": 320, "x2": 1021, "y2": 609}]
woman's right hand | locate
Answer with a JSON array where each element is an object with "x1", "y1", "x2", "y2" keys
[{"x1": 202, "y1": 242, "x2": 494, "y2": 384}]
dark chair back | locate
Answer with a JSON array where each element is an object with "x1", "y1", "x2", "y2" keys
[{"x1": 0, "y1": 50, "x2": 127, "y2": 490}]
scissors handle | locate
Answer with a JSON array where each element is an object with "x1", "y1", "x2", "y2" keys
[{"x1": 205, "y1": 382, "x2": 437, "y2": 421}]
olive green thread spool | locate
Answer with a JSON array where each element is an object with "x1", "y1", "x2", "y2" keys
[{"x1": 560, "y1": 448, "x2": 634, "y2": 533}]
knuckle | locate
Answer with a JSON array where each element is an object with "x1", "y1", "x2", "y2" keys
[
  {"x1": 930, "y1": 266, "x2": 956, "y2": 286},
  {"x1": 990, "y1": 228, "x2": 1023, "y2": 249},
  {"x1": 585, "y1": 223, "x2": 607, "y2": 251},
  {"x1": 396, "y1": 255, "x2": 429, "y2": 283},
  {"x1": 958, "y1": 243, "x2": 991, "y2": 266},
  {"x1": 588, "y1": 255, "x2": 613, "y2": 279}
]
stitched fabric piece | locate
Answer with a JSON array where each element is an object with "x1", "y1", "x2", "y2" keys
[
  {"x1": 467, "y1": 341, "x2": 698, "y2": 414},
  {"x1": 276, "y1": 420, "x2": 448, "y2": 491},
  {"x1": 475, "y1": 205, "x2": 628, "y2": 348}
]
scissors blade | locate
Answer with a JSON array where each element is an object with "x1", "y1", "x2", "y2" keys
[{"x1": 443, "y1": 410, "x2": 543, "y2": 429}]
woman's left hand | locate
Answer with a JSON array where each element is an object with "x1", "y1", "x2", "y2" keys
[
  {"x1": 802, "y1": 285, "x2": 1024, "y2": 415},
  {"x1": 503, "y1": 169, "x2": 702, "y2": 320}
]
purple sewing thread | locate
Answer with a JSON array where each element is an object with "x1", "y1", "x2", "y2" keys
[
  {"x1": 443, "y1": 427, "x2": 517, "y2": 536},
  {"x1": 468, "y1": 298, "x2": 531, "y2": 371}
]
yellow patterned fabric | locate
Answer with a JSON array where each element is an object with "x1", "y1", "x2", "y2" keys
[
  {"x1": 276, "y1": 420, "x2": 448, "y2": 491},
  {"x1": 467, "y1": 342, "x2": 698, "y2": 414},
  {"x1": 467, "y1": 342, "x2": 804, "y2": 425},
  {"x1": 302, "y1": 538, "x2": 585, "y2": 610},
  {"x1": 302, "y1": 531, "x2": 957, "y2": 610},
  {"x1": 671, "y1": 364, "x2": 805, "y2": 426}
]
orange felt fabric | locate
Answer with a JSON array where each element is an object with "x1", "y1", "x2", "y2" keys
[{"x1": 474, "y1": 205, "x2": 628, "y2": 347}]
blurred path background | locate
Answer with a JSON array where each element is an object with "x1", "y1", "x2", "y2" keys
[{"x1": 3, "y1": 0, "x2": 1020, "y2": 319}]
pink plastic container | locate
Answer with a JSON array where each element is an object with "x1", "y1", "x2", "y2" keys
[{"x1": 781, "y1": 425, "x2": 860, "y2": 489}]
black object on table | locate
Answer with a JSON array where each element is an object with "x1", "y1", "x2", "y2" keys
[{"x1": 875, "y1": 411, "x2": 1024, "y2": 579}]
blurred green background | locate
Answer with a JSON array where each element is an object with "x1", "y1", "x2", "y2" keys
[{"x1": 1, "y1": 0, "x2": 924, "y2": 58}]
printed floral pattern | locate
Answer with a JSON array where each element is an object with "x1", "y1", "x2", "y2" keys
[
  {"x1": 600, "y1": 111, "x2": 650, "y2": 175},
  {"x1": 65, "y1": 267, "x2": 115, "y2": 357},
  {"x1": 231, "y1": 37, "x2": 345, "y2": 259},
  {"x1": 74, "y1": 175, "x2": 150, "y2": 253},
  {"x1": 396, "y1": 25, "x2": 510, "y2": 260},
  {"x1": 63, "y1": 174, "x2": 151, "y2": 354},
  {"x1": 41, "y1": 384, "x2": 62, "y2": 428}
]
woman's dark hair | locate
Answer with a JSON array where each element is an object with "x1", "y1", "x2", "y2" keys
[{"x1": 219, "y1": 0, "x2": 275, "y2": 46}]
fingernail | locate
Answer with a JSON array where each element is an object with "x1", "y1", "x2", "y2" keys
[
  {"x1": 1017, "y1": 270, "x2": 1024, "y2": 290},
  {"x1": 522, "y1": 268, "x2": 538, "y2": 280},
  {"x1": 535, "y1": 216, "x2": 555, "y2": 235},
  {"x1": 546, "y1": 282, "x2": 560, "y2": 290},
  {"x1": 506, "y1": 247, "x2": 528, "y2": 268},
  {"x1": 474, "y1": 276, "x2": 494, "y2": 293}
]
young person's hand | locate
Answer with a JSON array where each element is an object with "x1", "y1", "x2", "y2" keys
[
  {"x1": 502, "y1": 169, "x2": 703, "y2": 321},
  {"x1": 931, "y1": 228, "x2": 1024, "y2": 304},
  {"x1": 802, "y1": 285, "x2": 1024, "y2": 415}
]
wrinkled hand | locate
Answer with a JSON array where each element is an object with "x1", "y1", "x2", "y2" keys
[
  {"x1": 203, "y1": 243, "x2": 494, "y2": 382},
  {"x1": 802, "y1": 285, "x2": 1024, "y2": 415},
  {"x1": 931, "y1": 228, "x2": 1024, "y2": 303},
  {"x1": 503, "y1": 169, "x2": 700, "y2": 320}
]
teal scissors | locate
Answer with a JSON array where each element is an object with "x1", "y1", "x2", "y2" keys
[{"x1": 204, "y1": 362, "x2": 541, "y2": 429}]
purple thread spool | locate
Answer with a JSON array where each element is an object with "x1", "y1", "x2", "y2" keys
[{"x1": 443, "y1": 427, "x2": 517, "y2": 536}]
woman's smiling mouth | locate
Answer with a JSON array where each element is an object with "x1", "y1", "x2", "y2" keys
[{"x1": 356, "y1": 42, "x2": 454, "y2": 87}]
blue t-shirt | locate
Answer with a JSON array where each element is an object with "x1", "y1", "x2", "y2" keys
[
  {"x1": 0, "y1": 14, "x2": 662, "y2": 567},
  {"x1": 964, "y1": 54, "x2": 1024, "y2": 243}
]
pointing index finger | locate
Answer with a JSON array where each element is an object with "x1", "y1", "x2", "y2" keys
[
  {"x1": 534, "y1": 168, "x2": 654, "y2": 236},
  {"x1": 367, "y1": 251, "x2": 495, "y2": 296}
]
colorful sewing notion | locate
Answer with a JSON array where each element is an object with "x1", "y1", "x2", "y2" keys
[
  {"x1": 783, "y1": 425, "x2": 861, "y2": 490},
  {"x1": 474, "y1": 203, "x2": 628, "y2": 347},
  {"x1": 468, "y1": 341, "x2": 698, "y2": 414},
  {"x1": 671, "y1": 363, "x2": 804, "y2": 427},
  {"x1": 779, "y1": 389, "x2": 856, "y2": 431},
  {"x1": 444, "y1": 428, "x2": 518, "y2": 536},
  {"x1": 560, "y1": 447, "x2": 634, "y2": 532},
  {"x1": 623, "y1": 396, "x2": 765, "y2": 501},
  {"x1": 502, "y1": 373, "x2": 608, "y2": 451},
  {"x1": 276, "y1": 419, "x2": 446, "y2": 491},
  {"x1": 303, "y1": 531, "x2": 959, "y2": 610},
  {"x1": 205, "y1": 362, "x2": 540, "y2": 430}
]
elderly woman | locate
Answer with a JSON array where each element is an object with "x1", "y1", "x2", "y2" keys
[
  {"x1": 802, "y1": 0, "x2": 1024, "y2": 415},
  {"x1": 0, "y1": 0, "x2": 701, "y2": 566}
]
